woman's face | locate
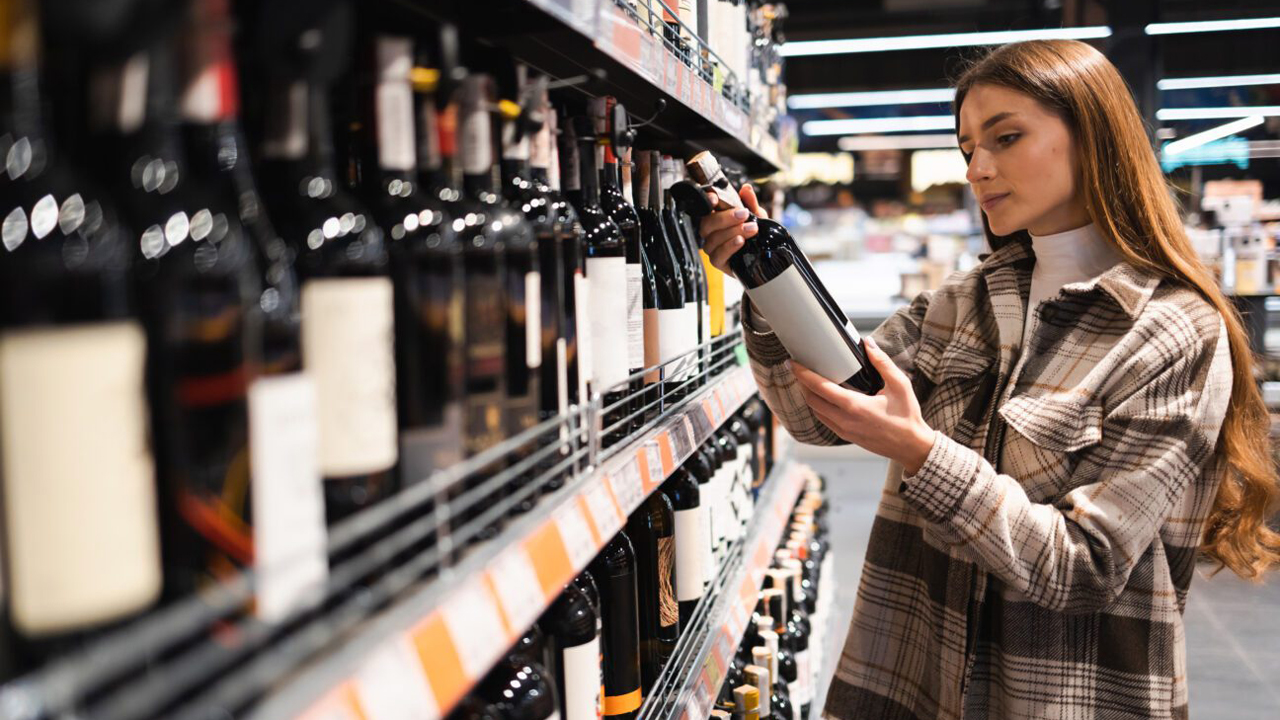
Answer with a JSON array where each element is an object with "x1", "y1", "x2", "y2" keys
[{"x1": 957, "y1": 83, "x2": 1090, "y2": 236}]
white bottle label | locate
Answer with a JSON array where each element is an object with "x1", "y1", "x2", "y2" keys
[
  {"x1": 701, "y1": 301, "x2": 711, "y2": 354},
  {"x1": 563, "y1": 637, "x2": 602, "y2": 720},
  {"x1": 525, "y1": 271, "x2": 542, "y2": 369},
  {"x1": 657, "y1": 307, "x2": 685, "y2": 365},
  {"x1": 744, "y1": 264, "x2": 864, "y2": 382},
  {"x1": 248, "y1": 372, "x2": 327, "y2": 622},
  {"x1": 556, "y1": 338, "x2": 569, "y2": 416},
  {"x1": 574, "y1": 271, "x2": 593, "y2": 400},
  {"x1": 374, "y1": 37, "x2": 416, "y2": 172},
  {"x1": 674, "y1": 507, "x2": 706, "y2": 601},
  {"x1": 586, "y1": 256, "x2": 629, "y2": 390},
  {"x1": 626, "y1": 262, "x2": 644, "y2": 370},
  {"x1": 699, "y1": 495, "x2": 714, "y2": 587},
  {"x1": 795, "y1": 648, "x2": 812, "y2": 706},
  {"x1": 0, "y1": 322, "x2": 161, "y2": 634},
  {"x1": 681, "y1": 301, "x2": 700, "y2": 378},
  {"x1": 301, "y1": 277, "x2": 399, "y2": 476}
]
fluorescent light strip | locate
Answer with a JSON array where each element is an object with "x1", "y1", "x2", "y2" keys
[
  {"x1": 1158, "y1": 73, "x2": 1280, "y2": 90},
  {"x1": 802, "y1": 115, "x2": 955, "y2": 136},
  {"x1": 1156, "y1": 106, "x2": 1280, "y2": 120},
  {"x1": 1162, "y1": 116, "x2": 1265, "y2": 156},
  {"x1": 1146, "y1": 17, "x2": 1280, "y2": 35},
  {"x1": 780, "y1": 26, "x2": 1110, "y2": 57},
  {"x1": 788, "y1": 88, "x2": 956, "y2": 109},
  {"x1": 838, "y1": 134, "x2": 959, "y2": 151}
]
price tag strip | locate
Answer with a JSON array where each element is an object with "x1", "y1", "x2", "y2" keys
[{"x1": 286, "y1": 367, "x2": 759, "y2": 720}]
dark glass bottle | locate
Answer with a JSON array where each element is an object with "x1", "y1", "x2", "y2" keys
[
  {"x1": 658, "y1": 156, "x2": 701, "y2": 396},
  {"x1": 634, "y1": 150, "x2": 686, "y2": 404},
  {"x1": 683, "y1": 151, "x2": 883, "y2": 394},
  {"x1": 567, "y1": 115, "x2": 628, "y2": 446},
  {"x1": 448, "y1": 696, "x2": 503, "y2": 720},
  {"x1": 636, "y1": 243, "x2": 662, "y2": 424},
  {"x1": 178, "y1": 0, "x2": 327, "y2": 617},
  {"x1": 662, "y1": 468, "x2": 706, "y2": 626},
  {"x1": 0, "y1": 0, "x2": 161, "y2": 643},
  {"x1": 85, "y1": 24, "x2": 263, "y2": 596},
  {"x1": 666, "y1": 157, "x2": 710, "y2": 384},
  {"x1": 501, "y1": 72, "x2": 565, "y2": 433},
  {"x1": 475, "y1": 656, "x2": 559, "y2": 720},
  {"x1": 688, "y1": 444, "x2": 717, "y2": 583},
  {"x1": 625, "y1": 491, "x2": 679, "y2": 692},
  {"x1": 542, "y1": 579, "x2": 601, "y2": 720},
  {"x1": 254, "y1": 6, "x2": 397, "y2": 524},
  {"x1": 589, "y1": 532, "x2": 642, "y2": 720},
  {"x1": 554, "y1": 109, "x2": 590, "y2": 421},
  {"x1": 592, "y1": 96, "x2": 644, "y2": 433}
]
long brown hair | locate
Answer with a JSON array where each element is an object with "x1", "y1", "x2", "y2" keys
[{"x1": 953, "y1": 39, "x2": 1280, "y2": 579}]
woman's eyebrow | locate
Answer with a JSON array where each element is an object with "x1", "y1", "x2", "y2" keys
[{"x1": 957, "y1": 111, "x2": 1018, "y2": 145}]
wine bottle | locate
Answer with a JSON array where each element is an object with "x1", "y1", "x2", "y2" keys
[
  {"x1": 449, "y1": 696, "x2": 503, "y2": 720},
  {"x1": 592, "y1": 97, "x2": 644, "y2": 434},
  {"x1": 543, "y1": 579, "x2": 601, "y2": 720},
  {"x1": 666, "y1": 157, "x2": 710, "y2": 384},
  {"x1": 540, "y1": 105, "x2": 586, "y2": 418},
  {"x1": 590, "y1": 532, "x2": 642, "y2": 720},
  {"x1": 626, "y1": 490, "x2": 679, "y2": 691},
  {"x1": 567, "y1": 115, "x2": 628, "y2": 446},
  {"x1": 502, "y1": 71, "x2": 566, "y2": 431},
  {"x1": 476, "y1": 656, "x2": 559, "y2": 720},
  {"x1": 682, "y1": 152, "x2": 884, "y2": 394},
  {"x1": 255, "y1": 5, "x2": 398, "y2": 523},
  {"x1": 509, "y1": 622, "x2": 551, "y2": 670},
  {"x1": 734, "y1": 685, "x2": 761, "y2": 720},
  {"x1": 635, "y1": 151, "x2": 686, "y2": 404},
  {"x1": 686, "y1": 445, "x2": 717, "y2": 587},
  {"x1": 401, "y1": 36, "x2": 465, "y2": 485},
  {"x1": 0, "y1": 0, "x2": 161, "y2": 639},
  {"x1": 663, "y1": 468, "x2": 707, "y2": 626},
  {"x1": 179, "y1": 0, "x2": 326, "y2": 619},
  {"x1": 555, "y1": 111, "x2": 593, "y2": 431},
  {"x1": 85, "y1": 15, "x2": 265, "y2": 598},
  {"x1": 658, "y1": 156, "x2": 701, "y2": 393}
]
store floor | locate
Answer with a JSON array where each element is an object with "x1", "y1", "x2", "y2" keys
[{"x1": 797, "y1": 445, "x2": 1280, "y2": 720}]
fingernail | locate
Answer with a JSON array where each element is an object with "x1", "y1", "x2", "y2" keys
[
  {"x1": 865, "y1": 337, "x2": 878, "y2": 349},
  {"x1": 732, "y1": 208, "x2": 749, "y2": 220},
  {"x1": 734, "y1": 236, "x2": 745, "y2": 245},
  {"x1": 742, "y1": 222, "x2": 758, "y2": 235}
]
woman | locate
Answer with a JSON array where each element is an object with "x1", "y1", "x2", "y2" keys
[{"x1": 701, "y1": 40, "x2": 1280, "y2": 719}]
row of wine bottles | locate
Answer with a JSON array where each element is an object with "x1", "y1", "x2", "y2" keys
[
  {"x1": 443, "y1": 460, "x2": 831, "y2": 720},
  {"x1": 0, "y1": 0, "x2": 752, "y2": 669}
]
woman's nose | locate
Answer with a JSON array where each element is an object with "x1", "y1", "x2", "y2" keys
[{"x1": 965, "y1": 146, "x2": 995, "y2": 184}]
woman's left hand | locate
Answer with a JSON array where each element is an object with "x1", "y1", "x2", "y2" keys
[{"x1": 790, "y1": 337, "x2": 937, "y2": 475}]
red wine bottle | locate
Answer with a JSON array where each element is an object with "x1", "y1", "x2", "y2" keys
[
  {"x1": 657, "y1": 156, "x2": 701, "y2": 395},
  {"x1": 663, "y1": 468, "x2": 707, "y2": 626},
  {"x1": 0, "y1": 0, "x2": 161, "y2": 641},
  {"x1": 255, "y1": 5, "x2": 398, "y2": 523},
  {"x1": 543, "y1": 578, "x2": 602, "y2": 720},
  {"x1": 626, "y1": 490, "x2": 679, "y2": 691},
  {"x1": 634, "y1": 151, "x2": 685, "y2": 406},
  {"x1": 682, "y1": 152, "x2": 883, "y2": 395},
  {"x1": 567, "y1": 114, "x2": 628, "y2": 446},
  {"x1": 179, "y1": 0, "x2": 326, "y2": 619},
  {"x1": 555, "y1": 109, "x2": 592, "y2": 418},
  {"x1": 590, "y1": 532, "x2": 643, "y2": 720}
]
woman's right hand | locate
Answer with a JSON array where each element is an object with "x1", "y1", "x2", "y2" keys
[{"x1": 699, "y1": 184, "x2": 766, "y2": 277}]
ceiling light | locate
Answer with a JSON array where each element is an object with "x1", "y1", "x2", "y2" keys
[
  {"x1": 803, "y1": 115, "x2": 955, "y2": 136},
  {"x1": 1158, "y1": 73, "x2": 1280, "y2": 90},
  {"x1": 780, "y1": 26, "x2": 1111, "y2": 57},
  {"x1": 1146, "y1": 17, "x2": 1280, "y2": 35},
  {"x1": 837, "y1": 134, "x2": 959, "y2": 151},
  {"x1": 1156, "y1": 106, "x2": 1280, "y2": 120},
  {"x1": 788, "y1": 88, "x2": 956, "y2": 109},
  {"x1": 1162, "y1": 116, "x2": 1265, "y2": 156}
]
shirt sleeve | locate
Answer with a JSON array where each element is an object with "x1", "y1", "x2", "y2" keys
[
  {"x1": 741, "y1": 290, "x2": 934, "y2": 447},
  {"x1": 898, "y1": 318, "x2": 1233, "y2": 613}
]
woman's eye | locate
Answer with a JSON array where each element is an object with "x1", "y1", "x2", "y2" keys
[{"x1": 997, "y1": 133, "x2": 1020, "y2": 146}]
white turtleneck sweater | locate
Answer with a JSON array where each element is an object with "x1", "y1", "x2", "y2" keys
[{"x1": 1023, "y1": 223, "x2": 1122, "y2": 348}]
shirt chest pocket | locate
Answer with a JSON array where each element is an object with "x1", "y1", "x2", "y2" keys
[{"x1": 997, "y1": 393, "x2": 1104, "y2": 502}]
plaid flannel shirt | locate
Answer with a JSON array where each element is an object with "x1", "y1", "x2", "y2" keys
[{"x1": 742, "y1": 238, "x2": 1233, "y2": 720}]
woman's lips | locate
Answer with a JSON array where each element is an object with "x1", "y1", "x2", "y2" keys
[{"x1": 981, "y1": 193, "x2": 1009, "y2": 210}]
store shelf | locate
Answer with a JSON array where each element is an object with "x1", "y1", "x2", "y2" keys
[
  {"x1": 636, "y1": 460, "x2": 807, "y2": 720},
  {"x1": 407, "y1": 0, "x2": 789, "y2": 175},
  {"x1": 270, "y1": 366, "x2": 759, "y2": 720}
]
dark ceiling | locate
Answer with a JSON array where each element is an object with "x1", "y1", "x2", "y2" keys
[{"x1": 782, "y1": 0, "x2": 1280, "y2": 153}]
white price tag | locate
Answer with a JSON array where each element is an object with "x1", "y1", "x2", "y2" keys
[
  {"x1": 489, "y1": 548, "x2": 546, "y2": 633},
  {"x1": 554, "y1": 504, "x2": 597, "y2": 570},
  {"x1": 353, "y1": 636, "x2": 440, "y2": 720},
  {"x1": 442, "y1": 579, "x2": 508, "y2": 678},
  {"x1": 584, "y1": 482, "x2": 624, "y2": 539},
  {"x1": 610, "y1": 458, "x2": 645, "y2": 514},
  {"x1": 685, "y1": 696, "x2": 706, "y2": 720},
  {"x1": 645, "y1": 441, "x2": 664, "y2": 482}
]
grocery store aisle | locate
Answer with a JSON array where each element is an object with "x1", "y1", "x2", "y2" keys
[{"x1": 796, "y1": 446, "x2": 1280, "y2": 720}]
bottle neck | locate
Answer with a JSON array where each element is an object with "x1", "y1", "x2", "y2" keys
[
  {"x1": 178, "y1": 0, "x2": 239, "y2": 128},
  {"x1": 601, "y1": 157, "x2": 620, "y2": 189},
  {"x1": 261, "y1": 76, "x2": 336, "y2": 179},
  {"x1": 92, "y1": 47, "x2": 185, "y2": 165},
  {"x1": 577, "y1": 139, "x2": 599, "y2": 205},
  {"x1": 0, "y1": 0, "x2": 44, "y2": 144},
  {"x1": 372, "y1": 35, "x2": 417, "y2": 175},
  {"x1": 459, "y1": 78, "x2": 495, "y2": 198}
]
